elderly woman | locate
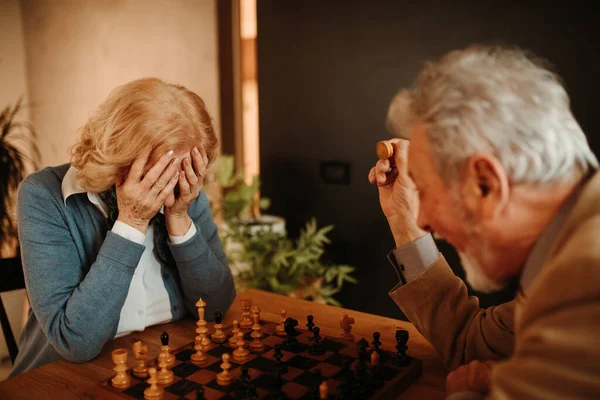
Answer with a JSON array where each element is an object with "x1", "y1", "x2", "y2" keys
[{"x1": 10, "y1": 78, "x2": 236, "y2": 376}]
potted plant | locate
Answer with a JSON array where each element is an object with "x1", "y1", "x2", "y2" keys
[
  {"x1": 0, "y1": 98, "x2": 40, "y2": 257},
  {"x1": 209, "y1": 156, "x2": 357, "y2": 306}
]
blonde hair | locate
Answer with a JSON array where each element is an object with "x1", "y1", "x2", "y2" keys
[{"x1": 70, "y1": 77, "x2": 219, "y2": 191}]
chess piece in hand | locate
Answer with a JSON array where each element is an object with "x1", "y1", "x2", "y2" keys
[{"x1": 367, "y1": 138, "x2": 425, "y2": 247}]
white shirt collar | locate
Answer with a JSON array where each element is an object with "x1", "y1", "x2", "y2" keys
[
  {"x1": 62, "y1": 166, "x2": 110, "y2": 218},
  {"x1": 62, "y1": 166, "x2": 164, "y2": 218}
]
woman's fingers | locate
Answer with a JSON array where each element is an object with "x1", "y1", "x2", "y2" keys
[
  {"x1": 150, "y1": 157, "x2": 181, "y2": 195},
  {"x1": 178, "y1": 172, "x2": 192, "y2": 198},
  {"x1": 142, "y1": 150, "x2": 176, "y2": 190},
  {"x1": 127, "y1": 147, "x2": 153, "y2": 183},
  {"x1": 183, "y1": 157, "x2": 198, "y2": 186},
  {"x1": 192, "y1": 147, "x2": 207, "y2": 179},
  {"x1": 157, "y1": 171, "x2": 179, "y2": 205}
]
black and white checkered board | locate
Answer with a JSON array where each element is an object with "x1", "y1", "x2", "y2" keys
[{"x1": 95, "y1": 320, "x2": 421, "y2": 399}]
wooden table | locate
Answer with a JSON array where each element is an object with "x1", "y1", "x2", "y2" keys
[{"x1": 0, "y1": 289, "x2": 447, "y2": 399}]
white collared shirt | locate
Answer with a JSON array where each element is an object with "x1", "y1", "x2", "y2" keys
[{"x1": 61, "y1": 167, "x2": 196, "y2": 337}]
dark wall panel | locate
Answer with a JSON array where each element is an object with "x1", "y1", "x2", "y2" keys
[{"x1": 257, "y1": 0, "x2": 599, "y2": 319}]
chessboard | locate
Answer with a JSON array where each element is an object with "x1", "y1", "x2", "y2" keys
[{"x1": 95, "y1": 300, "x2": 422, "y2": 399}]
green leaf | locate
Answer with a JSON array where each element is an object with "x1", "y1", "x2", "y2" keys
[
  {"x1": 336, "y1": 274, "x2": 344, "y2": 288},
  {"x1": 259, "y1": 198, "x2": 271, "y2": 210},
  {"x1": 325, "y1": 268, "x2": 337, "y2": 283},
  {"x1": 324, "y1": 297, "x2": 341, "y2": 307},
  {"x1": 215, "y1": 158, "x2": 361, "y2": 308},
  {"x1": 319, "y1": 285, "x2": 340, "y2": 297}
]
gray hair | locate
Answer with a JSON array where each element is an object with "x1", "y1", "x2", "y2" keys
[{"x1": 387, "y1": 44, "x2": 598, "y2": 184}]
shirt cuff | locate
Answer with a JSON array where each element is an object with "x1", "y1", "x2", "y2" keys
[
  {"x1": 169, "y1": 222, "x2": 197, "y2": 245},
  {"x1": 112, "y1": 220, "x2": 146, "y2": 245},
  {"x1": 388, "y1": 233, "x2": 440, "y2": 284}
]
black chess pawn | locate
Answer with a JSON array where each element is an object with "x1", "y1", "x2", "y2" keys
[
  {"x1": 214, "y1": 310, "x2": 223, "y2": 324},
  {"x1": 371, "y1": 331, "x2": 385, "y2": 363},
  {"x1": 271, "y1": 366, "x2": 287, "y2": 399},
  {"x1": 282, "y1": 317, "x2": 299, "y2": 350},
  {"x1": 353, "y1": 339, "x2": 370, "y2": 398},
  {"x1": 357, "y1": 338, "x2": 369, "y2": 362},
  {"x1": 195, "y1": 386, "x2": 206, "y2": 400},
  {"x1": 308, "y1": 369, "x2": 323, "y2": 399},
  {"x1": 371, "y1": 332, "x2": 382, "y2": 353},
  {"x1": 368, "y1": 347, "x2": 384, "y2": 392},
  {"x1": 369, "y1": 361, "x2": 384, "y2": 391},
  {"x1": 161, "y1": 331, "x2": 169, "y2": 346},
  {"x1": 247, "y1": 382, "x2": 258, "y2": 399},
  {"x1": 338, "y1": 357, "x2": 352, "y2": 380},
  {"x1": 284, "y1": 317, "x2": 298, "y2": 336},
  {"x1": 308, "y1": 326, "x2": 325, "y2": 355},
  {"x1": 306, "y1": 315, "x2": 315, "y2": 333},
  {"x1": 240, "y1": 364, "x2": 250, "y2": 383},
  {"x1": 395, "y1": 329, "x2": 410, "y2": 366},
  {"x1": 237, "y1": 365, "x2": 257, "y2": 400},
  {"x1": 273, "y1": 344, "x2": 288, "y2": 374},
  {"x1": 335, "y1": 358, "x2": 353, "y2": 400}
]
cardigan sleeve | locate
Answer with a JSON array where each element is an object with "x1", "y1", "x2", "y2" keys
[{"x1": 17, "y1": 180, "x2": 145, "y2": 362}]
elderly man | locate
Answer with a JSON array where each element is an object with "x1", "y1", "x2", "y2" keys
[{"x1": 369, "y1": 45, "x2": 600, "y2": 399}]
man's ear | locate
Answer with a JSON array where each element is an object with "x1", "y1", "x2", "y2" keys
[{"x1": 461, "y1": 154, "x2": 509, "y2": 219}]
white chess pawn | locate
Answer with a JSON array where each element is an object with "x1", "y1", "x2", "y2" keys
[
  {"x1": 229, "y1": 320, "x2": 241, "y2": 346},
  {"x1": 276, "y1": 310, "x2": 286, "y2": 336},
  {"x1": 250, "y1": 313, "x2": 265, "y2": 353},
  {"x1": 217, "y1": 353, "x2": 232, "y2": 386}
]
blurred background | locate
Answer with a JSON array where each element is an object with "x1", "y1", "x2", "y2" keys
[{"x1": 0, "y1": 0, "x2": 597, "y2": 379}]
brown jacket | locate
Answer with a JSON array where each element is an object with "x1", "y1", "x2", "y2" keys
[{"x1": 390, "y1": 171, "x2": 600, "y2": 399}]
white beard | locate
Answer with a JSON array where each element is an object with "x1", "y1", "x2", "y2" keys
[
  {"x1": 458, "y1": 251, "x2": 504, "y2": 294},
  {"x1": 448, "y1": 185, "x2": 507, "y2": 294}
]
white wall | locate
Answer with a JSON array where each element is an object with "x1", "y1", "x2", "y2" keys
[
  {"x1": 21, "y1": 0, "x2": 221, "y2": 168},
  {"x1": 0, "y1": 0, "x2": 30, "y2": 362}
]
